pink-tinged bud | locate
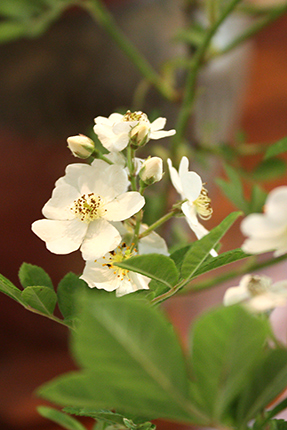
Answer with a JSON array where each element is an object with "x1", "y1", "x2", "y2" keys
[
  {"x1": 140, "y1": 157, "x2": 163, "y2": 185},
  {"x1": 67, "y1": 134, "x2": 95, "y2": 159}
]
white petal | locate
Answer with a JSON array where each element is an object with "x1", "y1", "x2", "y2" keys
[
  {"x1": 150, "y1": 117, "x2": 166, "y2": 131},
  {"x1": 138, "y1": 226, "x2": 169, "y2": 256},
  {"x1": 81, "y1": 162, "x2": 129, "y2": 201},
  {"x1": 241, "y1": 214, "x2": 285, "y2": 239},
  {"x1": 81, "y1": 219, "x2": 121, "y2": 260},
  {"x1": 55, "y1": 163, "x2": 93, "y2": 188},
  {"x1": 179, "y1": 157, "x2": 202, "y2": 203},
  {"x1": 265, "y1": 186, "x2": 287, "y2": 224},
  {"x1": 116, "y1": 273, "x2": 150, "y2": 297},
  {"x1": 167, "y1": 158, "x2": 183, "y2": 196},
  {"x1": 150, "y1": 129, "x2": 176, "y2": 140},
  {"x1": 103, "y1": 192, "x2": 145, "y2": 221},
  {"x1": 223, "y1": 285, "x2": 251, "y2": 306},
  {"x1": 32, "y1": 218, "x2": 87, "y2": 254},
  {"x1": 181, "y1": 201, "x2": 198, "y2": 225},
  {"x1": 42, "y1": 184, "x2": 79, "y2": 220},
  {"x1": 241, "y1": 235, "x2": 286, "y2": 255},
  {"x1": 80, "y1": 260, "x2": 118, "y2": 291},
  {"x1": 108, "y1": 112, "x2": 124, "y2": 123}
]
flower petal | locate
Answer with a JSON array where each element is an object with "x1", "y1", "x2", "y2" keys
[
  {"x1": 167, "y1": 158, "x2": 183, "y2": 196},
  {"x1": 31, "y1": 218, "x2": 87, "y2": 254},
  {"x1": 138, "y1": 226, "x2": 169, "y2": 256},
  {"x1": 80, "y1": 260, "x2": 118, "y2": 291},
  {"x1": 241, "y1": 213, "x2": 285, "y2": 239},
  {"x1": 150, "y1": 117, "x2": 166, "y2": 131},
  {"x1": 179, "y1": 157, "x2": 202, "y2": 203},
  {"x1": 150, "y1": 129, "x2": 176, "y2": 139},
  {"x1": 265, "y1": 186, "x2": 287, "y2": 224},
  {"x1": 81, "y1": 219, "x2": 121, "y2": 260},
  {"x1": 42, "y1": 184, "x2": 79, "y2": 220},
  {"x1": 103, "y1": 192, "x2": 145, "y2": 221},
  {"x1": 223, "y1": 285, "x2": 251, "y2": 306}
]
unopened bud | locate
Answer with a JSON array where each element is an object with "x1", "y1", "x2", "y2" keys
[
  {"x1": 140, "y1": 157, "x2": 163, "y2": 185},
  {"x1": 130, "y1": 123, "x2": 150, "y2": 148},
  {"x1": 67, "y1": 134, "x2": 95, "y2": 159}
]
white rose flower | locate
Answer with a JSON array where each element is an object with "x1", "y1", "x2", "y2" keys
[
  {"x1": 241, "y1": 186, "x2": 287, "y2": 257},
  {"x1": 167, "y1": 156, "x2": 216, "y2": 255},
  {"x1": 32, "y1": 160, "x2": 145, "y2": 260},
  {"x1": 93, "y1": 110, "x2": 175, "y2": 152},
  {"x1": 223, "y1": 274, "x2": 287, "y2": 313},
  {"x1": 81, "y1": 222, "x2": 169, "y2": 297}
]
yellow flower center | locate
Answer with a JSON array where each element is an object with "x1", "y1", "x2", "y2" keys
[
  {"x1": 71, "y1": 193, "x2": 106, "y2": 223},
  {"x1": 194, "y1": 186, "x2": 213, "y2": 220},
  {"x1": 123, "y1": 110, "x2": 149, "y2": 123},
  {"x1": 101, "y1": 243, "x2": 137, "y2": 281}
]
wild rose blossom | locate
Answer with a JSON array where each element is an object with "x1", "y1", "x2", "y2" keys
[
  {"x1": 167, "y1": 156, "x2": 216, "y2": 255},
  {"x1": 93, "y1": 110, "x2": 175, "y2": 152},
  {"x1": 223, "y1": 273, "x2": 287, "y2": 312},
  {"x1": 32, "y1": 160, "x2": 145, "y2": 260},
  {"x1": 241, "y1": 186, "x2": 287, "y2": 257},
  {"x1": 81, "y1": 223, "x2": 168, "y2": 296}
]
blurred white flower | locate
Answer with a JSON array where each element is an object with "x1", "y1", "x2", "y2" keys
[
  {"x1": 140, "y1": 156, "x2": 163, "y2": 185},
  {"x1": 32, "y1": 160, "x2": 145, "y2": 260},
  {"x1": 167, "y1": 156, "x2": 215, "y2": 255},
  {"x1": 223, "y1": 274, "x2": 287, "y2": 313},
  {"x1": 93, "y1": 110, "x2": 175, "y2": 152},
  {"x1": 67, "y1": 134, "x2": 95, "y2": 159},
  {"x1": 241, "y1": 186, "x2": 287, "y2": 257}
]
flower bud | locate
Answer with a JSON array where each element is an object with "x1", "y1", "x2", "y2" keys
[
  {"x1": 140, "y1": 157, "x2": 163, "y2": 185},
  {"x1": 130, "y1": 123, "x2": 150, "y2": 148},
  {"x1": 67, "y1": 134, "x2": 95, "y2": 159}
]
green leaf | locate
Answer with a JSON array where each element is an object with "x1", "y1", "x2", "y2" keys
[
  {"x1": 63, "y1": 407, "x2": 130, "y2": 426},
  {"x1": 19, "y1": 263, "x2": 53, "y2": 289},
  {"x1": 249, "y1": 184, "x2": 267, "y2": 214},
  {"x1": 37, "y1": 406, "x2": 86, "y2": 430},
  {"x1": 21, "y1": 286, "x2": 57, "y2": 315},
  {"x1": 0, "y1": 21, "x2": 27, "y2": 42},
  {"x1": 57, "y1": 273, "x2": 88, "y2": 321},
  {"x1": 115, "y1": 254, "x2": 179, "y2": 288},
  {"x1": 189, "y1": 305, "x2": 270, "y2": 423},
  {"x1": 39, "y1": 295, "x2": 207, "y2": 425},
  {"x1": 216, "y1": 165, "x2": 249, "y2": 213},
  {"x1": 170, "y1": 245, "x2": 190, "y2": 271},
  {"x1": 0, "y1": 273, "x2": 25, "y2": 304},
  {"x1": 181, "y1": 212, "x2": 241, "y2": 281},
  {"x1": 236, "y1": 349, "x2": 287, "y2": 425},
  {"x1": 265, "y1": 136, "x2": 287, "y2": 159},
  {"x1": 191, "y1": 248, "x2": 250, "y2": 280},
  {"x1": 252, "y1": 158, "x2": 286, "y2": 182}
]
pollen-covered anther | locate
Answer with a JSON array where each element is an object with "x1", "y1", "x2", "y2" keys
[
  {"x1": 194, "y1": 186, "x2": 213, "y2": 220},
  {"x1": 123, "y1": 110, "x2": 149, "y2": 123},
  {"x1": 71, "y1": 193, "x2": 105, "y2": 223}
]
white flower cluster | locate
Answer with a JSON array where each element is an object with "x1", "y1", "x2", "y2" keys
[{"x1": 32, "y1": 111, "x2": 175, "y2": 297}]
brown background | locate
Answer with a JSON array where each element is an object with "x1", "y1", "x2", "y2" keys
[{"x1": 1, "y1": 3, "x2": 287, "y2": 429}]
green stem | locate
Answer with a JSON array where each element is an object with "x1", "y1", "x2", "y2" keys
[
  {"x1": 212, "y1": 2, "x2": 287, "y2": 58},
  {"x1": 138, "y1": 203, "x2": 183, "y2": 239},
  {"x1": 181, "y1": 252, "x2": 287, "y2": 295},
  {"x1": 126, "y1": 145, "x2": 137, "y2": 191},
  {"x1": 25, "y1": 305, "x2": 74, "y2": 330},
  {"x1": 171, "y1": 0, "x2": 243, "y2": 157},
  {"x1": 82, "y1": 0, "x2": 177, "y2": 102}
]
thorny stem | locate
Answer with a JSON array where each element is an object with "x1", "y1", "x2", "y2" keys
[
  {"x1": 81, "y1": 0, "x2": 177, "y2": 102},
  {"x1": 171, "y1": 0, "x2": 243, "y2": 158}
]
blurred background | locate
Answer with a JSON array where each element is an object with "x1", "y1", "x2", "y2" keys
[{"x1": 1, "y1": 0, "x2": 287, "y2": 428}]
